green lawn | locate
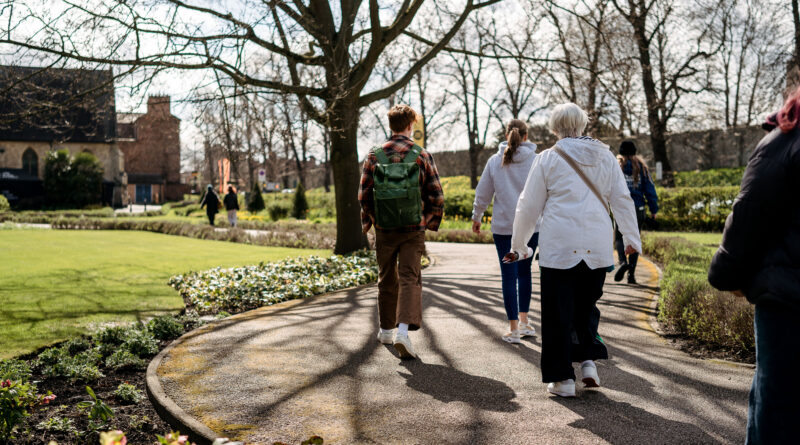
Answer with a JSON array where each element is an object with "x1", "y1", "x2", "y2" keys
[
  {"x1": 643, "y1": 231, "x2": 722, "y2": 247},
  {"x1": 0, "y1": 229, "x2": 328, "y2": 358}
]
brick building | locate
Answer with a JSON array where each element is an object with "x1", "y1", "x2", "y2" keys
[
  {"x1": 117, "y1": 96, "x2": 184, "y2": 203},
  {"x1": 0, "y1": 66, "x2": 126, "y2": 207}
]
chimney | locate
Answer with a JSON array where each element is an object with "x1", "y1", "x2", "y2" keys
[{"x1": 147, "y1": 95, "x2": 171, "y2": 117}]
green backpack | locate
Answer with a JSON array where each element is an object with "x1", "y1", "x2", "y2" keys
[{"x1": 372, "y1": 144, "x2": 423, "y2": 229}]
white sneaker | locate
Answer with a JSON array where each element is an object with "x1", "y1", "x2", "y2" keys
[
  {"x1": 518, "y1": 321, "x2": 536, "y2": 337},
  {"x1": 394, "y1": 334, "x2": 417, "y2": 359},
  {"x1": 547, "y1": 379, "x2": 576, "y2": 397},
  {"x1": 502, "y1": 330, "x2": 522, "y2": 344},
  {"x1": 581, "y1": 361, "x2": 600, "y2": 387},
  {"x1": 377, "y1": 329, "x2": 394, "y2": 345}
]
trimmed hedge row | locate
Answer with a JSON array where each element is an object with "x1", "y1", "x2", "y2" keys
[
  {"x1": 642, "y1": 234, "x2": 754, "y2": 360},
  {"x1": 674, "y1": 167, "x2": 745, "y2": 187}
]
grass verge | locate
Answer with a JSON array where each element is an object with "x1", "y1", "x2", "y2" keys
[
  {"x1": 642, "y1": 233, "x2": 754, "y2": 362},
  {"x1": 0, "y1": 229, "x2": 328, "y2": 358}
]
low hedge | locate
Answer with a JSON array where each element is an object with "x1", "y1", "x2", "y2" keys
[
  {"x1": 674, "y1": 167, "x2": 745, "y2": 187},
  {"x1": 642, "y1": 234, "x2": 754, "y2": 360},
  {"x1": 169, "y1": 250, "x2": 378, "y2": 314}
]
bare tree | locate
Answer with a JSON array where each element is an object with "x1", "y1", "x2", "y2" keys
[
  {"x1": 610, "y1": 0, "x2": 720, "y2": 178},
  {"x1": 2, "y1": 0, "x2": 500, "y2": 253}
]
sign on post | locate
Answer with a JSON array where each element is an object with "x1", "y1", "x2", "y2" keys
[
  {"x1": 656, "y1": 162, "x2": 663, "y2": 182},
  {"x1": 412, "y1": 119, "x2": 425, "y2": 148}
]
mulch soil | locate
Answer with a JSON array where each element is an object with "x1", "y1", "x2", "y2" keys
[{"x1": 14, "y1": 362, "x2": 172, "y2": 444}]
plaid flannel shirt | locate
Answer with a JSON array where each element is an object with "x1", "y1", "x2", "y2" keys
[{"x1": 359, "y1": 135, "x2": 444, "y2": 233}]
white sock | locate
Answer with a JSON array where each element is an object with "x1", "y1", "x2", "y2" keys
[
  {"x1": 581, "y1": 360, "x2": 595, "y2": 367},
  {"x1": 398, "y1": 323, "x2": 409, "y2": 336},
  {"x1": 379, "y1": 327, "x2": 393, "y2": 334}
]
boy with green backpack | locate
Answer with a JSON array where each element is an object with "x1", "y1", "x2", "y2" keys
[{"x1": 358, "y1": 104, "x2": 444, "y2": 359}]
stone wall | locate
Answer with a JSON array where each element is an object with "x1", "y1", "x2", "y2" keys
[
  {"x1": 431, "y1": 126, "x2": 766, "y2": 177},
  {"x1": 0, "y1": 140, "x2": 124, "y2": 182}
]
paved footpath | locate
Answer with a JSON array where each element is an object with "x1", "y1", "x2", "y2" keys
[{"x1": 151, "y1": 242, "x2": 753, "y2": 445}]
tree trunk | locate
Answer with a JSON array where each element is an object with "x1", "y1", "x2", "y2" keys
[
  {"x1": 469, "y1": 140, "x2": 481, "y2": 189},
  {"x1": 323, "y1": 126, "x2": 331, "y2": 193},
  {"x1": 329, "y1": 99, "x2": 369, "y2": 254}
]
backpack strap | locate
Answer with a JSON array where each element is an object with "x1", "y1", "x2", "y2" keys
[
  {"x1": 403, "y1": 144, "x2": 423, "y2": 164},
  {"x1": 373, "y1": 146, "x2": 390, "y2": 164}
]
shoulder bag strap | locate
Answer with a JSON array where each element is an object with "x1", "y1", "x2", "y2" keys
[
  {"x1": 553, "y1": 146, "x2": 611, "y2": 215},
  {"x1": 403, "y1": 144, "x2": 423, "y2": 163}
]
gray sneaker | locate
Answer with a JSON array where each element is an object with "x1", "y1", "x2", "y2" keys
[
  {"x1": 581, "y1": 361, "x2": 600, "y2": 387},
  {"x1": 547, "y1": 379, "x2": 576, "y2": 397},
  {"x1": 394, "y1": 334, "x2": 417, "y2": 359}
]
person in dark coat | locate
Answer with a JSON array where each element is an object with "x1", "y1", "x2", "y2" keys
[
  {"x1": 708, "y1": 86, "x2": 800, "y2": 445},
  {"x1": 613, "y1": 141, "x2": 659, "y2": 284},
  {"x1": 223, "y1": 185, "x2": 240, "y2": 227},
  {"x1": 199, "y1": 184, "x2": 220, "y2": 226}
]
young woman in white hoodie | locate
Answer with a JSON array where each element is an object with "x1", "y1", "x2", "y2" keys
[
  {"x1": 504, "y1": 104, "x2": 641, "y2": 398},
  {"x1": 472, "y1": 119, "x2": 539, "y2": 344}
]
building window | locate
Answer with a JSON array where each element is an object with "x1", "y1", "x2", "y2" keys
[{"x1": 22, "y1": 148, "x2": 38, "y2": 177}]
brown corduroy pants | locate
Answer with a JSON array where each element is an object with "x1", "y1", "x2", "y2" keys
[{"x1": 376, "y1": 230, "x2": 425, "y2": 331}]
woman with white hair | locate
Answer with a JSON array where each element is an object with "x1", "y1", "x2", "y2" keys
[{"x1": 503, "y1": 103, "x2": 641, "y2": 398}]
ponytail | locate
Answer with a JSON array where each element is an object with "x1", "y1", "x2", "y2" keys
[{"x1": 502, "y1": 119, "x2": 528, "y2": 166}]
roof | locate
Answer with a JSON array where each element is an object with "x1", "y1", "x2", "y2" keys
[
  {"x1": 127, "y1": 173, "x2": 164, "y2": 184},
  {"x1": 0, "y1": 66, "x2": 116, "y2": 143}
]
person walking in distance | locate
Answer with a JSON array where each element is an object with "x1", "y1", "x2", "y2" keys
[
  {"x1": 199, "y1": 184, "x2": 220, "y2": 226},
  {"x1": 472, "y1": 119, "x2": 540, "y2": 344},
  {"x1": 223, "y1": 185, "x2": 240, "y2": 227},
  {"x1": 613, "y1": 141, "x2": 658, "y2": 284},
  {"x1": 359, "y1": 104, "x2": 444, "y2": 359},
  {"x1": 504, "y1": 103, "x2": 641, "y2": 398},
  {"x1": 708, "y1": 87, "x2": 800, "y2": 445}
]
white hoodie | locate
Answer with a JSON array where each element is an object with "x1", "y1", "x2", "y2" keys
[
  {"x1": 472, "y1": 141, "x2": 538, "y2": 235},
  {"x1": 510, "y1": 137, "x2": 642, "y2": 270}
]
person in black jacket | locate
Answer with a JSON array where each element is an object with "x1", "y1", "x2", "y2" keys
[
  {"x1": 708, "y1": 87, "x2": 800, "y2": 445},
  {"x1": 223, "y1": 185, "x2": 240, "y2": 227},
  {"x1": 199, "y1": 184, "x2": 220, "y2": 226}
]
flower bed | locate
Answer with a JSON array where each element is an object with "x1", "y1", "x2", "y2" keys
[{"x1": 169, "y1": 250, "x2": 379, "y2": 315}]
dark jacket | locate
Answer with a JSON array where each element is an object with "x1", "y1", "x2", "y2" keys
[
  {"x1": 200, "y1": 190, "x2": 220, "y2": 214},
  {"x1": 708, "y1": 127, "x2": 800, "y2": 308},
  {"x1": 223, "y1": 192, "x2": 239, "y2": 211},
  {"x1": 621, "y1": 159, "x2": 659, "y2": 215}
]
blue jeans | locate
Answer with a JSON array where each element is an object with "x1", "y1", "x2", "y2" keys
[
  {"x1": 746, "y1": 300, "x2": 800, "y2": 444},
  {"x1": 493, "y1": 233, "x2": 539, "y2": 321}
]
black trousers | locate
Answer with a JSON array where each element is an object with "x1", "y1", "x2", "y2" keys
[
  {"x1": 540, "y1": 261, "x2": 609, "y2": 383},
  {"x1": 615, "y1": 207, "x2": 645, "y2": 276}
]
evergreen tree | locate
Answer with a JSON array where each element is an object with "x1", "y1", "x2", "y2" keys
[
  {"x1": 247, "y1": 181, "x2": 265, "y2": 213},
  {"x1": 291, "y1": 182, "x2": 309, "y2": 219}
]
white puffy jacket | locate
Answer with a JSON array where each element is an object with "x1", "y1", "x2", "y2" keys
[
  {"x1": 511, "y1": 137, "x2": 642, "y2": 270},
  {"x1": 472, "y1": 141, "x2": 538, "y2": 235}
]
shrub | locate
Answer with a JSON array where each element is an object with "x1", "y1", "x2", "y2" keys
[
  {"x1": 114, "y1": 383, "x2": 144, "y2": 404},
  {"x1": 291, "y1": 183, "x2": 309, "y2": 219},
  {"x1": 64, "y1": 337, "x2": 93, "y2": 355},
  {"x1": 35, "y1": 345, "x2": 104, "y2": 382},
  {"x1": 654, "y1": 186, "x2": 739, "y2": 231},
  {"x1": 642, "y1": 234, "x2": 755, "y2": 357},
  {"x1": 0, "y1": 195, "x2": 9, "y2": 212},
  {"x1": 674, "y1": 167, "x2": 745, "y2": 187},
  {"x1": 269, "y1": 203, "x2": 290, "y2": 221},
  {"x1": 43, "y1": 149, "x2": 104, "y2": 208},
  {"x1": 147, "y1": 315, "x2": 185, "y2": 341},
  {"x1": 122, "y1": 329, "x2": 159, "y2": 358},
  {"x1": 169, "y1": 250, "x2": 378, "y2": 315},
  {"x1": 247, "y1": 182, "x2": 266, "y2": 213},
  {"x1": 105, "y1": 350, "x2": 147, "y2": 371},
  {"x1": 0, "y1": 359, "x2": 32, "y2": 383},
  {"x1": 77, "y1": 386, "x2": 114, "y2": 423}
]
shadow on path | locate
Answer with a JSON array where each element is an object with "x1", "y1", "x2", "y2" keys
[
  {"x1": 554, "y1": 391, "x2": 718, "y2": 444},
  {"x1": 397, "y1": 360, "x2": 521, "y2": 413}
]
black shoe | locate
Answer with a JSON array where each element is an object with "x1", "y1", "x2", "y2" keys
[
  {"x1": 627, "y1": 274, "x2": 637, "y2": 285},
  {"x1": 614, "y1": 264, "x2": 630, "y2": 282}
]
